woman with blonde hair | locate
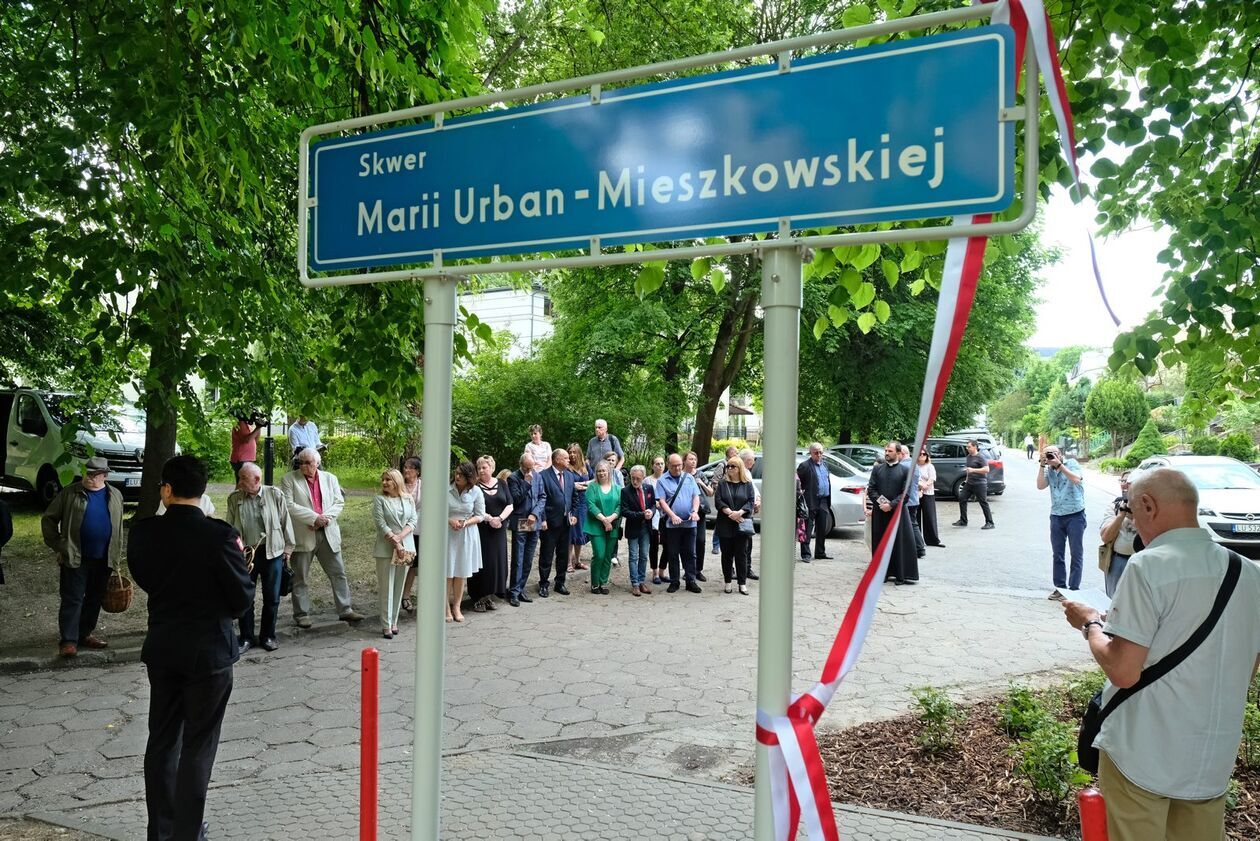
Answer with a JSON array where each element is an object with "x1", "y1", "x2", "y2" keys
[
  {"x1": 468, "y1": 455, "x2": 513, "y2": 612},
  {"x1": 567, "y1": 443, "x2": 592, "y2": 572},
  {"x1": 714, "y1": 458, "x2": 756, "y2": 594},
  {"x1": 584, "y1": 461, "x2": 621, "y2": 594},
  {"x1": 373, "y1": 469, "x2": 417, "y2": 638},
  {"x1": 446, "y1": 462, "x2": 484, "y2": 623}
]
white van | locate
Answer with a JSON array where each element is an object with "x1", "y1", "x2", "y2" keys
[{"x1": 0, "y1": 390, "x2": 147, "y2": 503}]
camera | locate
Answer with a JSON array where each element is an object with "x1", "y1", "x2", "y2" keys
[{"x1": 235, "y1": 409, "x2": 269, "y2": 427}]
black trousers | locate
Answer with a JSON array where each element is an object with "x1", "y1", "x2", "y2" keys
[
  {"x1": 917, "y1": 495, "x2": 941, "y2": 546},
  {"x1": 58, "y1": 555, "x2": 109, "y2": 645},
  {"x1": 537, "y1": 521, "x2": 570, "y2": 587},
  {"x1": 957, "y1": 482, "x2": 993, "y2": 525},
  {"x1": 145, "y1": 664, "x2": 233, "y2": 841},
  {"x1": 905, "y1": 505, "x2": 926, "y2": 556},
  {"x1": 801, "y1": 496, "x2": 830, "y2": 558},
  {"x1": 693, "y1": 519, "x2": 707, "y2": 573},
  {"x1": 663, "y1": 527, "x2": 698, "y2": 583},
  {"x1": 720, "y1": 533, "x2": 751, "y2": 584},
  {"x1": 649, "y1": 521, "x2": 662, "y2": 569}
]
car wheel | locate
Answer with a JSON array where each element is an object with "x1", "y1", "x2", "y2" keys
[
  {"x1": 823, "y1": 509, "x2": 836, "y2": 537},
  {"x1": 36, "y1": 465, "x2": 62, "y2": 505},
  {"x1": 950, "y1": 477, "x2": 965, "y2": 499}
]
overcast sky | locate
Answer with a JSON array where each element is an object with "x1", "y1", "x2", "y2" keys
[{"x1": 1028, "y1": 187, "x2": 1168, "y2": 351}]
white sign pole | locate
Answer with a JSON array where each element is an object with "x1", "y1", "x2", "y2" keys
[
  {"x1": 412, "y1": 275, "x2": 457, "y2": 840},
  {"x1": 753, "y1": 244, "x2": 803, "y2": 840}
]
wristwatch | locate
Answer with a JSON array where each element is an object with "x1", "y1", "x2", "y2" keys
[{"x1": 1081, "y1": 620, "x2": 1105, "y2": 639}]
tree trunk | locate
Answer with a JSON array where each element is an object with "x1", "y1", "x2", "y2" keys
[
  {"x1": 137, "y1": 334, "x2": 181, "y2": 518},
  {"x1": 690, "y1": 255, "x2": 759, "y2": 463}
]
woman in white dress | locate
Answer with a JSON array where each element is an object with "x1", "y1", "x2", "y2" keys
[{"x1": 446, "y1": 461, "x2": 484, "y2": 623}]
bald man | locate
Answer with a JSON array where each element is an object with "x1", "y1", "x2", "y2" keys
[{"x1": 1064, "y1": 468, "x2": 1260, "y2": 841}]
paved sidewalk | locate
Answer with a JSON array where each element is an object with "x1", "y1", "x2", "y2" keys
[
  {"x1": 33, "y1": 749, "x2": 1058, "y2": 840},
  {"x1": 2, "y1": 455, "x2": 1099, "y2": 839}
]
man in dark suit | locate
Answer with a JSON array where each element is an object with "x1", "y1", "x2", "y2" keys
[
  {"x1": 536, "y1": 447, "x2": 577, "y2": 597},
  {"x1": 506, "y1": 452, "x2": 547, "y2": 607},
  {"x1": 619, "y1": 465, "x2": 657, "y2": 595},
  {"x1": 129, "y1": 456, "x2": 253, "y2": 841},
  {"x1": 796, "y1": 443, "x2": 833, "y2": 561}
]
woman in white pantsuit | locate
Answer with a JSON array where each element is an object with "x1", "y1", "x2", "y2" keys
[
  {"x1": 372, "y1": 469, "x2": 417, "y2": 639},
  {"x1": 445, "y1": 462, "x2": 484, "y2": 623}
]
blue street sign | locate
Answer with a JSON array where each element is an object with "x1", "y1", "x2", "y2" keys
[{"x1": 308, "y1": 26, "x2": 1015, "y2": 271}]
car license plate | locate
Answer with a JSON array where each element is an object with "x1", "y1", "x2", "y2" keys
[
  {"x1": 125, "y1": 477, "x2": 141, "y2": 487},
  {"x1": 1234, "y1": 523, "x2": 1260, "y2": 533}
]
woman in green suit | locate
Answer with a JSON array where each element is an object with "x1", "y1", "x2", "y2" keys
[{"x1": 584, "y1": 462, "x2": 621, "y2": 594}]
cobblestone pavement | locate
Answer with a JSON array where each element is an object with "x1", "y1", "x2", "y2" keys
[
  {"x1": 33, "y1": 750, "x2": 1058, "y2": 840},
  {"x1": 1, "y1": 455, "x2": 1111, "y2": 838}
]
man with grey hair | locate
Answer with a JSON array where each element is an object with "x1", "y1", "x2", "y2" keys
[
  {"x1": 226, "y1": 462, "x2": 295, "y2": 651},
  {"x1": 280, "y1": 448, "x2": 363, "y2": 627},
  {"x1": 795, "y1": 442, "x2": 832, "y2": 560},
  {"x1": 1064, "y1": 468, "x2": 1260, "y2": 841},
  {"x1": 586, "y1": 419, "x2": 624, "y2": 472}
]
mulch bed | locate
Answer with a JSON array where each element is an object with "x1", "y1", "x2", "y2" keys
[{"x1": 812, "y1": 699, "x2": 1259, "y2": 840}]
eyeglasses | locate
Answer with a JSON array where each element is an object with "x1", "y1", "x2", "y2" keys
[{"x1": 726, "y1": 465, "x2": 740, "y2": 470}]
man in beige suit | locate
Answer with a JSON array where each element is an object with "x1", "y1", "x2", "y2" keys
[{"x1": 281, "y1": 448, "x2": 363, "y2": 627}]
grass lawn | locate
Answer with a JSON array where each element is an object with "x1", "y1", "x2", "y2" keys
[{"x1": 0, "y1": 485, "x2": 393, "y2": 653}]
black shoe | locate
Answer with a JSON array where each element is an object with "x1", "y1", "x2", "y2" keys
[
  {"x1": 538, "y1": 583, "x2": 550, "y2": 598},
  {"x1": 554, "y1": 584, "x2": 570, "y2": 596},
  {"x1": 952, "y1": 520, "x2": 967, "y2": 527},
  {"x1": 816, "y1": 554, "x2": 833, "y2": 560},
  {"x1": 799, "y1": 556, "x2": 811, "y2": 563},
  {"x1": 509, "y1": 595, "x2": 520, "y2": 607},
  {"x1": 696, "y1": 572, "x2": 707, "y2": 582},
  {"x1": 747, "y1": 570, "x2": 760, "y2": 580},
  {"x1": 981, "y1": 523, "x2": 995, "y2": 530},
  {"x1": 929, "y1": 543, "x2": 946, "y2": 548},
  {"x1": 518, "y1": 591, "x2": 533, "y2": 603},
  {"x1": 599, "y1": 586, "x2": 610, "y2": 595},
  {"x1": 902, "y1": 579, "x2": 918, "y2": 585},
  {"x1": 260, "y1": 638, "x2": 279, "y2": 652},
  {"x1": 198, "y1": 822, "x2": 210, "y2": 841},
  {"x1": 592, "y1": 585, "x2": 600, "y2": 594},
  {"x1": 238, "y1": 639, "x2": 254, "y2": 653},
  {"x1": 667, "y1": 582, "x2": 681, "y2": 593},
  {"x1": 800, "y1": 553, "x2": 812, "y2": 561},
  {"x1": 685, "y1": 581, "x2": 702, "y2": 594}
]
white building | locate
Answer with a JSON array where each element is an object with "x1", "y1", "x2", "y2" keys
[{"x1": 460, "y1": 283, "x2": 553, "y2": 359}]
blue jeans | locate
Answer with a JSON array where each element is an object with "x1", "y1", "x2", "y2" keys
[
  {"x1": 626, "y1": 531, "x2": 650, "y2": 587},
  {"x1": 1050, "y1": 510, "x2": 1087, "y2": 589},
  {"x1": 240, "y1": 554, "x2": 283, "y2": 642},
  {"x1": 511, "y1": 527, "x2": 539, "y2": 596}
]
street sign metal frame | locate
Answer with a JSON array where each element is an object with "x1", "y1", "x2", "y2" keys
[{"x1": 297, "y1": 2, "x2": 1038, "y2": 288}]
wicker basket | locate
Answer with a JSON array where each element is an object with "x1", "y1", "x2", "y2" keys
[{"x1": 102, "y1": 567, "x2": 134, "y2": 614}]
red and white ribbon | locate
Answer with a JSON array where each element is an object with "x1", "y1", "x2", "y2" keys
[{"x1": 754, "y1": 1, "x2": 1100, "y2": 836}]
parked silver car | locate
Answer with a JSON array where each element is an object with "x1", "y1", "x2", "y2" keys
[
  {"x1": 1135, "y1": 455, "x2": 1260, "y2": 559},
  {"x1": 698, "y1": 450, "x2": 868, "y2": 534},
  {"x1": 828, "y1": 444, "x2": 884, "y2": 469}
]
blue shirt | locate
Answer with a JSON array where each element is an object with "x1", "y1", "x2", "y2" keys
[
  {"x1": 80, "y1": 487, "x2": 112, "y2": 559},
  {"x1": 1045, "y1": 459, "x2": 1085, "y2": 515},
  {"x1": 902, "y1": 458, "x2": 921, "y2": 506},
  {"x1": 811, "y1": 460, "x2": 831, "y2": 496},
  {"x1": 655, "y1": 472, "x2": 698, "y2": 529},
  {"x1": 288, "y1": 421, "x2": 322, "y2": 452}
]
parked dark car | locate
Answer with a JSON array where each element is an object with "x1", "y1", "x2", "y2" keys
[
  {"x1": 828, "y1": 444, "x2": 884, "y2": 469},
  {"x1": 924, "y1": 437, "x2": 1005, "y2": 498}
]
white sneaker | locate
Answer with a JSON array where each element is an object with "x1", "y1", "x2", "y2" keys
[{"x1": 611, "y1": 557, "x2": 619, "y2": 566}]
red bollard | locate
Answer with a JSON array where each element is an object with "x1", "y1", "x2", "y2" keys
[
  {"x1": 361, "y1": 647, "x2": 379, "y2": 841},
  {"x1": 1078, "y1": 787, "x2": 1108, "y2": 841}
]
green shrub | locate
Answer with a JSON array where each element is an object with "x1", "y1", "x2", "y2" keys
[
  {"x1": 176, "y1": 419, "x2": 233, "y2": 482},
  {"x1": 1061, "y1": 669, "x2": 1106, "y2": 718},
  {"x1": 1090, "y1": 443, "x2": 1111, "y2": 459},
  {"x1": 324, "y1": 434, "x2": 387, "y2": 469},
  {"x1": 1124, "y1": 419, "x2": 1166, "y2": 467},
  {"x1": 1095, "y1": 457, "x2": 1128, "y2": 474},
  {"x1": 1189, "y1": 435, "x2": 1220, "y2": 455},
  {"x1": 1150, "y1": 403, "x2": 1179, "y2": 433},
  {"x1": 1013, "y1": 720, "x2": 1091, "y2": 803},
  {"x1": 1219, "y1": 431, "x2": 1258, "y2": 462},
  {"x1": 1241, "y1": 670, "x2": 1260, "y2": 769},
  {"x1": 711, "y1": 437, "x2": 752, "y2": 456},
  {"x1": 999, "y1": 685, "x2": 1052, "y2": 739},
  {"x1": 912, "y1": 687, "x2": 966, "y2": 753}
]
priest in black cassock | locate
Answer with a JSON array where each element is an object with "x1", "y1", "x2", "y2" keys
[{"x1": 867, "y1": 441, "x2": 920, "y2": 585}]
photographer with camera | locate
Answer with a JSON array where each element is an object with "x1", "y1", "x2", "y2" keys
[
  {"x1": 230, "y1": 410, "x2": 267, "y2": 480},
  {"x1": 1099, "y1": 470, "x2": 1143, "y2": 598},
  {"x1": 1036, "y1": 444, "x2": 1086, "y2": 598}
]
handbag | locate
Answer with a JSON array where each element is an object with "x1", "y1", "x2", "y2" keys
[
  {"x1": 1077, "y1": 550, "x2": 1242, "y2": 773},
  {"x1": 738, "y1": 518, "x2": 755, "y2": 535},
  {"x1": 1097, "y1": 541, "x2": 1114, "y2": 573},
  {"x1": 101, "y1": 566, "x2": 134, "y2": 613},
  {"x1": 279, "y1": 561, "x2": 293, "y2": 597},
  {"x1": 392, "y1": 545, "x2": 416, "y2": 566}
]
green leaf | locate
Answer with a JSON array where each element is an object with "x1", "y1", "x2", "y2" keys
[
  {"x1": 851, "y1": 282, "x2": 876, "y2": 308},
  {"x1": 586, "y1": 27, "x2": 606, "y2": 47},
  {"x1": 857, "y1": 312, "x2": 877, "y2": 334},
  {"x1": 839, "y1": 268, "x2": 862, "y2": 294},
  {"x1": 827, "y1": 305, "x2": 850, "y2": 326},
  {"x1": 842, "y1": 5, "x2": 873, "y2": 28},
  {"x1": 709, "y1": 268, "x2": 726, "y2": 294},
  {"x1": 910, "y1": 277, "x2": 926, "y2": 295},
  {"x1": 851, "y1": 243, "x2": 880, "y2": 271},
  {"x1": 881, "y1": 259, "x2": 899, "y2": 288},
  {"x1": 874, "y1": 300, "x2": 891, "y2": 323},
  {"x1": 636, "y1": 264, "x2": 665, "y2": 298},
  {"x1": 690, "y1": 258, "x2": 710, "y2": 281},
  {"x1": 813, "y1": 315, "x2": 830, "y2": 341},
  {"x1": 901, "y1": 250, "x2": 924, "y2": 272}
]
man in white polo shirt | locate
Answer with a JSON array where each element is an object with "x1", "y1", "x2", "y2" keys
[{"x1": 1064, "y1": 467, "x2": 1260, "y2": 841}]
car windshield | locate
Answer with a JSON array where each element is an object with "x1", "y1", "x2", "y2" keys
[
  {"x1": 43, "y1": 396, "x2": 145, "y2": 434},
  {"x1": 1177, "y1": 463, "x2": 1260, "y2": 490}
]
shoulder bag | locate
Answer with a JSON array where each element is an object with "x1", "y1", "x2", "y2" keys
[{"x1": 1077, "y1": 550, "x2": 1242, "y2": 773}]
